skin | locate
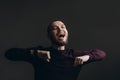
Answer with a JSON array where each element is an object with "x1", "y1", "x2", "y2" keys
[{"x1": 48, "y1": 21, "x2": 68, "y2": 50}]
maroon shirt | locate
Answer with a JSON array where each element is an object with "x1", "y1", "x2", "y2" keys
[{"x1": 5, "y1": 46, "x2": 106, "y2": 80}]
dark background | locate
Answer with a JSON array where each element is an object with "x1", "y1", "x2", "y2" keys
[{"x1": 0, "y1": 0, "x2": 120, "y2": 80}]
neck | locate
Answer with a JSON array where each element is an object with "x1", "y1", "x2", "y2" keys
[{"x1": 51, "y1": 44, "x2": 65, "y2": 50}]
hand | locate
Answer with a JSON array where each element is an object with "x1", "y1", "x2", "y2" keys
[
  {"x1": 37, "y1": 50, "x2": 51, "y2": 62},
  {"x1": 74, "y1": 57, "x2": 83, "y2": 66},
  {"x1": 74, "y1": 55, "x2": 90, "y2": 66}
]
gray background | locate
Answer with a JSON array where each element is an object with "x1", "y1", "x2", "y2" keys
[{"x1": 0, "y1": 0, "x2": 120, "y2": 80}]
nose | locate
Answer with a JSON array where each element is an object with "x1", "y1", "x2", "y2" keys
[{"x1": 58, "y1": 27, "x2": 63, "y2": 31}]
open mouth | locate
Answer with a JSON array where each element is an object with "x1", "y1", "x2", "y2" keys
[{"x1": 58, "y1": 34, "x2": 65, "y2": 39}]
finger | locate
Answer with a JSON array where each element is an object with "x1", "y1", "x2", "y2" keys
[
  {"x1": 44, "y1": 51, "x2": 51, "y2": 62},
  {"x1": 77, "y1": 58, "x2": 81, "y2": 65},
  {"x1": 78, "y1": 58, "x2": 82, "y2": 64},
  {"x1": 46, "y1": 59, "x2": 50, "y2": 62},
  {"x1": 74, "y1": 58, "x2": 78, "y2": 66},
  {"x1": 46, "y1": 51, "x2": 51, "y2": 59},
  {"x1": 74, "y1": 58, "x2": 83, "y2": 66},
  {"x1": 37, "y1": 50, "x2": 51, "y2": 62}
]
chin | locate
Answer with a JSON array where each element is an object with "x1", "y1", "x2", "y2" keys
[
  {"x1": 55, "y1": 40, "x2": 68, "y2": 46},
  {"x1": 51, "y1": 39, "x2": 68, "y2": 46},
  {"x1": 49, "y1": 35, "x2": 68, "y2": 46}
]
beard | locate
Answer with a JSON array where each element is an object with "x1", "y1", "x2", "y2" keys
[{"x1": 49, "y1": 35, "x2": 68, "y2": 46}]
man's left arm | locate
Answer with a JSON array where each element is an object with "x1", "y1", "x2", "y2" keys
[{"x1": 74, "y1": 49, "x2": 106, "y2": 66}]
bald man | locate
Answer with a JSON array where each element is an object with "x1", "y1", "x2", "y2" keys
[{"x1": 5, "y1": 20, "x2": 106, "y2": 80}]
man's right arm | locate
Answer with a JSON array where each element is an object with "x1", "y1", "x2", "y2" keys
[
  {"x1": 5, "y1": 47, "x2": 51, "y2": 63},
  {"x1": 5, "y1": 48, "x2": 36, "y2": 62}
]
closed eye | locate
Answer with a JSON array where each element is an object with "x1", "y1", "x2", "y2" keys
[
  {"x1": 61, "y1": 25, "x2": 66, "y2": 29},
  {"x1": 51, "y1": 26, "x2": 58, "y2": 30}
]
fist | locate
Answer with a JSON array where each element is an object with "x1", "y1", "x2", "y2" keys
[
  {"x1": 37, "y1": 50, "x2": 51, "y2": 62},
  {"x1": 74, "y1": 57, "x2": 83, "y2": 66}
]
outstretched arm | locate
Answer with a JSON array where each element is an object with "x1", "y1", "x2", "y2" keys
[
  {"x1": 5, "y1": 48, "x2": 34, "y2": 62},
  {"x1": 5, "y1": 47, "x2": 51, "y2": 63},
  {"x1": 74, "y1": 49, "x2": 106, "y2": 66}
]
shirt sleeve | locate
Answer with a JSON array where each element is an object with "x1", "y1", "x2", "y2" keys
[
  {"x1": 74, "y1": 49, "x2": 106, "y2": 63},
  {"x1": 5, "y1": 46, "x2": 43, "y2": 63}
]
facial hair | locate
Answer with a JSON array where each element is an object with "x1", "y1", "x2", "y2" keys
[{"x1": 49, "y1": 34, "x2": 68, "y2": 46}]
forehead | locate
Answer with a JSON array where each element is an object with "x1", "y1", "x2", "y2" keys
[{"x1": 51, "y1": 21, "x2": 65, "y2": 27}]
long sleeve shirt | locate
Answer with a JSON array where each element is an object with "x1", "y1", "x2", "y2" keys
[{"x1": 5, "y1": 46, "x2": 106, "y2": 80}]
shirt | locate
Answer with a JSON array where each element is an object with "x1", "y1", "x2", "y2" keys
[{"x1": 5, "y1": 46, "x2": 106, "y2": 80}]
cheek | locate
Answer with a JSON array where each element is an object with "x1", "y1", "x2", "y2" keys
[
  {"x1": 65, "y1": 29, "x2": 68, "y2": 33},
  {"x1": 65, "y1": 31, "x2": 68, "y2": 36}
]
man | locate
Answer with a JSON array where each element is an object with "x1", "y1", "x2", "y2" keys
[{"x1": 5, "y1": 20, "x2": 106, "y2": 80}]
